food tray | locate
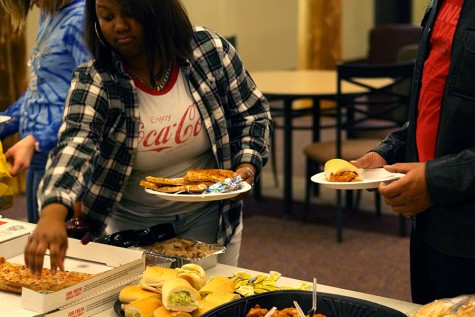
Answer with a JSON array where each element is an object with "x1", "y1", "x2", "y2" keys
[
  {"x1": 137, "y1": 238, "x2": 225, "y2": 269},
  {"x1": 201, "y1": 290, "x2": 406, "y2": 317},
  {"x1": 141, "y1": 250, "x2": 176, "y2": 267}
]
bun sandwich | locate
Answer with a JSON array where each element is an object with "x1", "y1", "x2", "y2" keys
[
  {"x1": 198, "y1": 276, "x2": 235, "y2": 297},
  {"x1": 119, "y1": 285, "x2": 160, "y2": 303},
  {"x1": 162, "y1": 278, "x2": 201, "y2": 312},
  {"x1": 324, "y1": 158, "x2": 361, "y2": 182},
  {"x1": 154, "y1": 306, "x2": 192, "y2": 317},
  {"x1": 176, "y1": 264, "x2": 207, "y2": 290},
  {"x1": 123, "y1": 296, "x2": 162, "y2": 317},
  {"x1": 191, "y1": 293, "x2": 240, "y2": 317},
  {"x1": 139, "y1": 266, "x2": 179, "y2": 294}
]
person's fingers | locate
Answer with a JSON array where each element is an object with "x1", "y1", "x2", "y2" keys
[
  {"x1": 236, "y1": 166, "x2": 255, "y2": 185},
  {"x1": 24, "y1": 238, "x2": 46, "y2": 275},
  {"x1": 378, "y1": 179, "x2": 400, "y2": 198},
  {"x1": 350, "y1": 158, "x2": 367, "y2": 169},
  {"x1": 49, "y1": 240, "x2": 68, "y2": 274},
  {"x1": 8, "y1": 161, "x2": 21, "y2": 176},
  {"x1": 383, "y1": 162, "x2": 419, "y2": 174}
]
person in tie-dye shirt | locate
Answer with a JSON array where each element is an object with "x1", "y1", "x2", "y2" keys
[{"x1": 0, "y1": 0, "x2": 91, "y2": 223}]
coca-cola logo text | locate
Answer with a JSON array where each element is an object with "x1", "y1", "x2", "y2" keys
[{"x1": 138, "y1": 104, "x2": 202, "y2": 152}]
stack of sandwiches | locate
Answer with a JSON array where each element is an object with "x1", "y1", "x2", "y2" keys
[{"x1": 119, "y1": 263, "x2": 239, "y2": 317}]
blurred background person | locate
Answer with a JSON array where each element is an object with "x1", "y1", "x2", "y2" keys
[{"x1": 0, "y1": 0, "x2": 91, "y2": 223}]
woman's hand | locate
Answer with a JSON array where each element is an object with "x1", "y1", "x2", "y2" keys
[
  {"x1": 232, "y1": 163, "x2": 256, "y2": 201},
  {"x1": 24, "y1": 204, "x2": 69, "y2": 275},
  {"x1": 4, "y1": 135, "x2": 37, "y2": 176}
]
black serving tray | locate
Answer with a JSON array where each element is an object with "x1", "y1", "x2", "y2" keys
[{"x1": 201, "y1": 290, "x2": 406, "y2": 317}]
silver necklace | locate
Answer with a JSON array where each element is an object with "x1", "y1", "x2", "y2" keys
[{"x1": 130, "y1": 62, "x2": 173, "y2": 91}]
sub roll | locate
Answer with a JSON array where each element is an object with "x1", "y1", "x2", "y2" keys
[
  {"x1": 119, "y1": 285, "x2": 160, "y2": 304},
  {"x1": 154, "y1": 306, "x2": 192, "y2": 317},
  {"x1": 191, "y1": 293, "x2": 241, "y2": 316},
  {"x1": 176, "y1": 264, "x2": 207, "y2": 290},
  {"x1": 140, "y1": 266, "x2": 179, "y2": 294},
  {"x1": 324, "y1": 158, "x2": 361, "y2": 182},
  {"x1": 123, "y1": 296, "x2": 162, "y2": 317},
  {"x1": 162, "y1": 278, "x2": 201, "y2": 312},
  {"x1": 199, "y1": 276, "x2": 235, "y2": 297}
]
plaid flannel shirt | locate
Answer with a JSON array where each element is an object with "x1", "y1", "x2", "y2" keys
[{"x1": 38, "y1": 27, "x2": 272, "y2": 245}]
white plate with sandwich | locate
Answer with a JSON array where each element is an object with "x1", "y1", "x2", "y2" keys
[
  {"x1": 144, "y1": 181, "x2": 252, "y2": 202},
  {"x1": 311, "y1": 158, "x2": 404, "y2": 190}
]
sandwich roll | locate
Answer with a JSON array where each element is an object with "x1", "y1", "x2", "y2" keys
[
  {"x1": 456, "y1": 296, "x2": 475, "y2": 316},
  {"x1": 198, "y1": 276, "x2": 235, "y2": 297},
  {"x1": 153, "y1": 306, "x2": 192, "y2": 317},
  {"x1": 123, "y1": 296, "x2": 163, "y2": 317},
  {"x1": 191, "y1": 292, "x2": 241, "y2": 316},
  {"x1": 176, "y1": 264, "x2": 207, "y2": 290},
  {"x1": 324, "y1": 158, "x2": 361, "y2": 182},
  {"x1": 202, "y1": 292, "x2": 240, "y2": 304},
  {"x1": 119, "y1": 285, "x2": 160, "y2": 304},
  {"x1": 162, "y1": 277, "x2": 201, "y2": 312},
  {"x1": 140, "y1": 266, "x2": 179, "y2": 294},
  {"x1": 191, "y1": 299, "x2": 219, "y2": 317}
]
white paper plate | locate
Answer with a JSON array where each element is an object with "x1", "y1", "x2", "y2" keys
[
  {"x1": 0, "y1": 115, "x2": 11, "y2": 124},
  {"x1": 311, "y1": 168, "x2": 404, "y2": 190},
  {"x1": 144, "y1": 182, "x2": 252, "y2": 202}
]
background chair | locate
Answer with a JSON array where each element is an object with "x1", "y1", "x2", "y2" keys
[
  {"x1": 260, "y1": 24, "x2": 421, "y2": 202},
  {"x1": 367, "y1": 24, "x2": 421, "y2": 64},
  {"x1": 302, "y1": 62, "x2": 415, "y2": 242}
]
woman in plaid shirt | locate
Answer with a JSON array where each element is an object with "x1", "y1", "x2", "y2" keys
[{"x1": 24, "y1": 0, "x2": 272, "y2": 273}]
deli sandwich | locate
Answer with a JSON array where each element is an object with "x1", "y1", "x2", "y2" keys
[
  {"x1": 123, "y1": 296, "x2": 162, "y2": 317},
  {"x1": 176, "y1": 264, "x2": 207, "y2": 290},
  {"x1": 140, "y1": 266, "x2": 179, "y2": 294},
  {"x1": 119, "y1": 285, "x2": 160, "y2": 303},
  {"x1": 162, "y1": 278, "x2": 201, "y2": 312}
]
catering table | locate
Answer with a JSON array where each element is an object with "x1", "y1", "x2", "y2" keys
[
  {"x1": 251, "y1": 70, "x2": 391, "y2": 216},
  {"x1": 3, "y1": 263, "x2": 419, "y2": 316}
]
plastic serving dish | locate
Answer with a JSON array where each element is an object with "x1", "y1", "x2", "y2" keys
[{"x1": 201, "y1": 290, "x2": 406, "y2": 317}]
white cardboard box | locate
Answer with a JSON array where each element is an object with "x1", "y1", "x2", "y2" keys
[
  {"x1": 0, "y1": 217, "x2": 35, "y2": 244},
  {"x1": 0, "y1": 227, "x2": 145, "y2": 316}
]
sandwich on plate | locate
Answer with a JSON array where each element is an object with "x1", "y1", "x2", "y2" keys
[{"x1": 324, "y1": 158, "x2": 361, "y2": 182}]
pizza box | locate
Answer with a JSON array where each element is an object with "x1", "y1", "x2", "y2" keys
[
  {"x1": 28, "y1": 279, "x2": 137, "y2": 317},
  {"x1": 0, "y1": 232, "x2": 146, "y2": 315},
  {"x1": 0, "y1": 217, "x2": 35, "y2": 245}
]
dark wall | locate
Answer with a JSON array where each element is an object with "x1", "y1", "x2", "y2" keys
[{"x1": 375, "y1": 0, "x2": 412, "y2": 25}]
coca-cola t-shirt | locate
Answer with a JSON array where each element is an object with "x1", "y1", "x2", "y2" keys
[{"x1": 106, "y1": 65, "x2": 217, "y2": 233}]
